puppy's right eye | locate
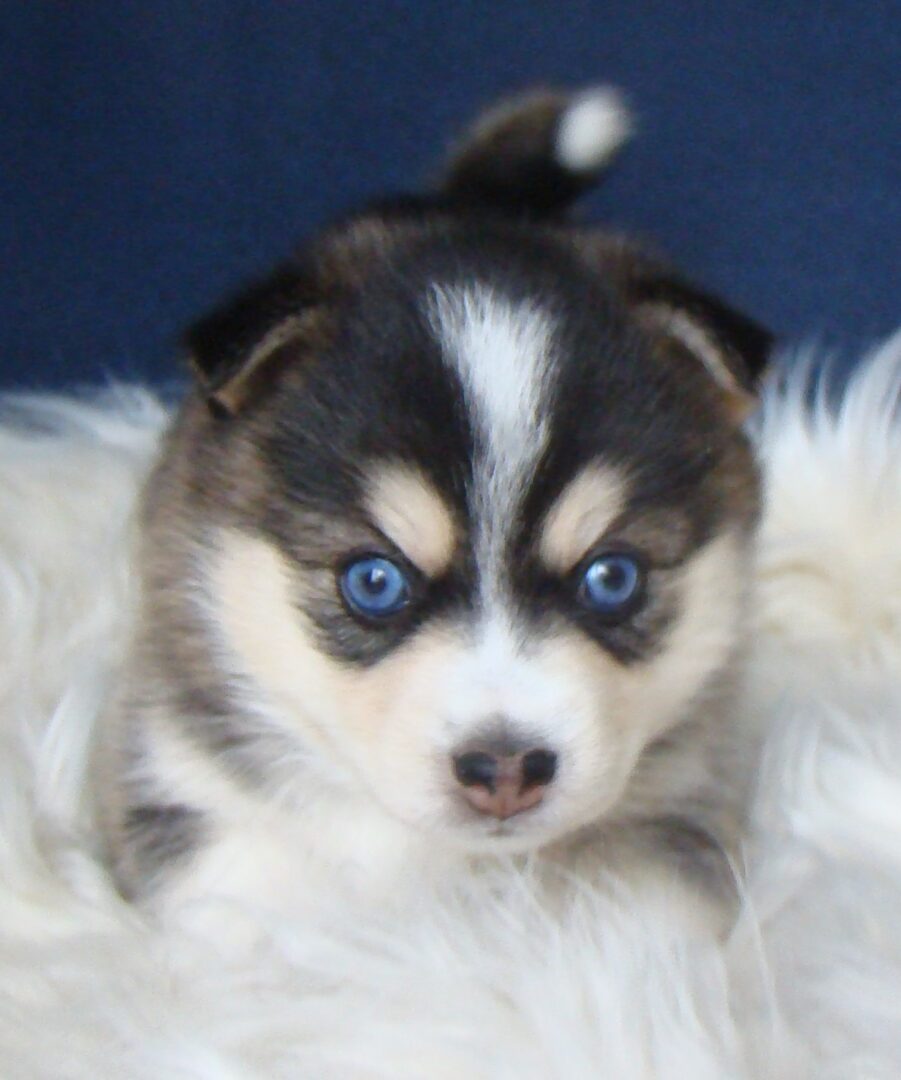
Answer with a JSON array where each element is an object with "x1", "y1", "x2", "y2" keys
[
  {"x1": 340, "y1": 556, "x2": 411, "y2": 619},
  {"x1": 576, "y1": 551, "x2": 645, "y2": 620}
]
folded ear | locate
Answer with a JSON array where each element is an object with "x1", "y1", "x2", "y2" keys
[
  {"x1": 185, "y1": 264, "x2": 321, "y2": 417},
  {"x1": 584, "y1": 239, "x2": 774, "y2": 419},
  {"x1": 628, "y1": 273, "x2": 772, "y2": 404}
]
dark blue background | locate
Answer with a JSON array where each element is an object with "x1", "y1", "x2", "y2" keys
[{"x1": 2, "y1": 2, "x2": 898, "y2": 389}]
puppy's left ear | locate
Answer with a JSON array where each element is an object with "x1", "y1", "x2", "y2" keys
[
  {"x1": 185, "y1": 263, "x2": 322, "y2": 417},
  {"x1": 581, "y1": 237, "x2": 773, "y2": 414},
  {"x1": 634, "y1": 273, "x2": 770, "y2": 383},
  {"x1": 604, "y1": 249, "x2": 773, "y2": 421}
]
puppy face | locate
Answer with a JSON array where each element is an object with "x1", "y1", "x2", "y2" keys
[{"x1": 159, "y1": 221, "x2": 761, "y2": 854}]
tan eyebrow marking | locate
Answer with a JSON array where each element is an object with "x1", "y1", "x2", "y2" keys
[
  {"x1": 364, "y1": 464, "x2": 457, "y2": 576},
  {"x1": 615, "y1": 507, "x2": 693, "y2": 567},
  {"x1": 539, "y1": 464, "x2": 628, "y2": 573}
]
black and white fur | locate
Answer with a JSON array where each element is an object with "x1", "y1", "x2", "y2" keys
[{"x1": 101, "y1": 87, "x2": 771, "y2": 927}]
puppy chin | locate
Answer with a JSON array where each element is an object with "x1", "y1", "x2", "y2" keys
[
  {"x1": 437, "y1": 820, "x2": 560, "y2": 857},
  {"x1": 408, "y1": 787, "x2": 622, "y2": 858}
]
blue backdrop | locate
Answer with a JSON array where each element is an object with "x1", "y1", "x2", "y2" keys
[{"x1": 2, "y1": 1, "x2": 898, "y2": 389}]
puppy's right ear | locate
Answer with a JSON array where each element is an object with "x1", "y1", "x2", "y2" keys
[{"x1": 185, "y1": 264, "x2": 321, "y2": 417}]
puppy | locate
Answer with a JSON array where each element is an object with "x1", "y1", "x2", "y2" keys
[{"x1": 101, "y1": 88, "x2": 771, "y2": 924}]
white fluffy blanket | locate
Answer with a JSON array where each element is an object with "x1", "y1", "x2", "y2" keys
[{"x1": 3, "y1": 336, "x2": 901, "y2": 1079}]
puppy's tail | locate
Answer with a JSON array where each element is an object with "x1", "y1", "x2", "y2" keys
[{"x1": 440, "y1": 86, "x2": 633, "y2": 218}]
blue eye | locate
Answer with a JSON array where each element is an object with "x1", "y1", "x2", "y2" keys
[
  {"x1": 578, "y1": 553, "x2": 643, "y2": 616},
  {"x1": 340, "y1": 556, "x2": 411, "y2": 619}
]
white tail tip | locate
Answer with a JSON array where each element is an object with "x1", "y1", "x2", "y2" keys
[{"x1": 555, "y1": 87, "x2": 634, "y2": 174}]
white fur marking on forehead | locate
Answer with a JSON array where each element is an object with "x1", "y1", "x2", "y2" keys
[
  {"x1": 427, "y1": 282, "x2": 556, "y2": 600},
  {"x1": 540, "y1": 464, "x2": 628, "y2": 572},
  {"x1": 365, "y1": 464, "x2": 456, "y2": 576}
]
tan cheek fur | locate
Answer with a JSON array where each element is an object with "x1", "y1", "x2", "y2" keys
[
  {"x1": 618, "y1": 532, "x2": 746, "y2": 740},
  {"x1": 209, "y1": 528, "x2": 380, "y2": 752},
  {"x1": 208, "y1": 528, "x2": 468, "y2": 819},
  {"x1": 525, "y1": 533, "x2": 748, "y2": 813}
]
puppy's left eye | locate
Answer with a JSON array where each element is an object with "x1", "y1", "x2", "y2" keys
[
  {"x1": 340, "y1": 555, "x2": 411, "y2": 619},
  {"x1": 577, "y1": 552, "x2": 644, "y2": 617}
]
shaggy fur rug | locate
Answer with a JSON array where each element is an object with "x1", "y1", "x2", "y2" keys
[{"x1": 2, "y1": 335, "x2": 901, "y2": 1079}]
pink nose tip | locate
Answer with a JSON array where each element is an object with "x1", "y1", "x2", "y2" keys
[{"x1": 452, "y1": 748, "x2": 557, "y2": 819}]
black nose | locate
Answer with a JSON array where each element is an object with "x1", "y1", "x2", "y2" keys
[
  {"x1": 520, "y1": 748, "x2": 557, "y2": 789},
  {"x1": 452, "y1": 747, "x2": 558, "y2": 820},
  {"x1": 453, "y1": 750, "x2": 498, "y2": 789}
]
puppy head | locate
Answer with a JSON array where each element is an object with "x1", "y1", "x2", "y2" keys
[{"x1": 162, "y1": 212, "x2": 767, "y2": 855}]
